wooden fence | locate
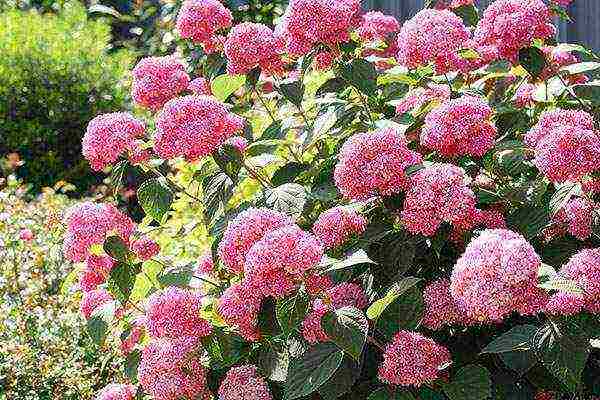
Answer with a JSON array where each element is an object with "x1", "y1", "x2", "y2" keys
[{"x1": 362, "y1": 0, "x2": 600, "y2": 51}]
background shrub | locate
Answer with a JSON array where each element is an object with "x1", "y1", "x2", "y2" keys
[{"x1": 0, "y1": 3, "x2": 132, "y2": 192}]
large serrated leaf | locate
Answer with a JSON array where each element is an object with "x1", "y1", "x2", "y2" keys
[
  {"x1": 211, "y1": 74, "x2": 246, "y2": 102},
  {"x1": 367, "y1": 277, "x2": 421, "y2": 320},
  {"x1": 276, "y1": 293, "x2": 310, "y2": 335},
  {"x1": 481, "y1": 325, "x2": 538, "y2": 354},
  {"x1": 443, "y1": 365, "x2": 492, "y2": 400},
  {"x1": 322, "y1": 306, "x2": 368, "y2": 361},
  {"x1": 202, "y1": 172, "x2": 235, "y2": 226},
  {"x1": 264, "y1": 183, "x2": 307, "y2": 220},
  {"x1": 137, "y1": 178, "x2": 173, "y2": 223}
]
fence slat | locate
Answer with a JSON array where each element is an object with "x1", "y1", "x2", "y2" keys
[{"x1": 362, "y1": 0, "x2": 600, "y2": 51}]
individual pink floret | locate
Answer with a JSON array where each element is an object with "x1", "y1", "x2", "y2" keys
[
  {"x1": 218, "y1": 208, "x2": 293, "y2": 275},
  {"x1": 378, "y1": 331, "x2": 451, "y2": 387},
  {"x1": 131, "y1": 56, "x2": 190, "y2": 111},
  {"x1": 154, "y1": 95, "x2": 244, "y2": 161},
  {"x1": 83, "y1": 113, "x2": 146, "y2": 171},
  {"x1": 450, "y1": 229, "x2": 548, "y2": 322},
  {"x1": 312, "y1": 206, "x2": 366, "y2": 249},
  {"x1": 421, "y1": 96, "x2": 497, "y2": 158},
  {"x1": 145, "y1": 287, "x2": 212, "y2": 339},
  {"x1": 218, "y1": 364, "x2": 273, "y2": 400},
  {"x1": 138, "y1": 337, "x2": 212, "y2": 400},
  {"x1": 224, "y1": 23, "x2": 285, "y2": 76},
  {"x1": 401, "y1": 164, "x2": 477, "y2": 237},
  {"x1": 334, "y1": 128, "x2": 422, "y2": 201},
  {"x1": 396, "y1": 9, "x2": 470, "y2": 70},
  {"x1": 176, "y1": 0, "x2": 233, "y2": 52}
]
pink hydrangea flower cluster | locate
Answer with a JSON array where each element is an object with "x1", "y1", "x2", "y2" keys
[
  {"x1": 176, "y1": 0, "x2": 233, "y2": 52},
  {"x1": 154, "y1": 95, "x2": 244, "y2": 161},
  {"x1": 82, "y1": 113, "x2": 146, "y2": 171},
  {"x1": 378, "y1": 331, "x2": 451, "y2": 387},
  {"x1": 131, "y1": 56, "x2": 190, "y2": 111},
  {"x1": 218, "y1": 364, "x2": 273, "y2": 400},
  {"x1": 195, "y1": 250, "x2": 214, "y2": 277},
  {"x1": 421, "y1": 96, "x2": 497, "y2": 158},
  {"x1": 356, "y1": 11, "x2": 399, "y2": 42},
  {"x1": 218, "y1": 283, "x2": 263, "y2": 341},
  {"x1": 434, "y1": 0, "x2": 475, "y2": 9},
  {"x1": 188, "y1": 77, "x2": 212, "y2": 95},
  {"x1": 552, "y1": 0, "x2": 573, "y2": 6},
  {"x1": 395, "y1": 9, "x2": 470, "y2": 71},
  {"x1": 553, "y1": 197, "x2": 597, "y2": 240},
  {"x1": 63, "y1": 202, "x2": 135, "y2": 262},
  {"x1": 422, "y1": 278, "x2": 474, "y2": 330},
  {"x1": 131, "y1": 236, "x2": 160, "y2": 261},
  {"x1": 312, "y1": 206, "x2": 367, "y2": 249},
  {"x1": 244, "y1": 225, "x2": 323, "y2": 298},
  {"x1": 401, "y1": 164, "x2": 477, "y2": 237},
  {"x1": 138, "y1": 337, "x2": 211, "y2": 400},
  {"x1": 524, "y1": 109, "x2": 600, "y2": 183},
  {"x1": 334, "y1": 128, "x2": 422, "y2": 200},
  {"x1": 473, "y1": 0, "x2": 555, "y2": 62},
  {"x1": 395, "y1": 84, "x2": 451, "y2": 115},
  {"x1": 276, "y1": 0, "x2": 362, "y2": 57},
  {"x1": 514, "y1": 83, "x2": 536, "y2": 108},
  {"x1": 145, "y1": 287, "x2": 212, "y2": 339},
  {"x1": 223, "y1": 136, "x2": 249, "y2": 153},
  {"x1": 224, "y1": 23, "x2": 285, "y2": 76},
  {"x1": 302, "y1": 283, "x2": 368, "y2": 344},
  {"x1": 218, "y1": 208, "x2": 293, "y2": 274},
  {"x1": 96, "y1": 384, "x2": 136, "y2": 400},
  {"x1": 546, "y1": 248, "x2": 600, "y2": 315},
  {"x1": 314, "y1": 51, "x2": 336, "y2": 71},
  {"x1": 450, "y1": 229, "x2": 548, "y2": 322},
  {"x1": 80, "y1": 255, "x2": 114, "y2": 292},
  {"x1": 80, "y1": 288, "x2": 113, "y2": 319},
  {"x1": 120, "y1": 321, "x2": 144, "y2": 355}
]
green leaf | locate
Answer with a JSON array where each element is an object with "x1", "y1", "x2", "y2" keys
[
  {"x1": 453, "y1": 4, "x2": 479, "y2": 26},
  {"x1": 86, "y1": 301, "x2": 116, "y2": 346},
  {"x1": 518, "y1": 47, "x2": 547, "y2": 78},
  {"x1": 202, "y1": 172, "x2": 235, "y2": 226},
  {"x1": 340, "y1": 59, "x2": 378, "y2": 95},
  {"x1": 137, "y1": 178, "x2": 173, "y2": 223},
  {"x1": 284, "y1": 342, "x2": 344, "y2": 400},
  {"x1": 317, "y1": 78, "x2": 348, "y2": 96},
  {"x1": 211, "y1": 74, "x2": 246, "y2": 102},
  {"x1": 157, "y1": 264, "x2": 194, "y2": 288},
  {"x1": 368, "y1": 388, "x2": 416, "y2": 400},
  {"x1": 258, "y1": 341, "x2": 290, "y2": 382},
  {"x1": 507, "y1": 205, "x2": 549, "y2": 240},
  {"x1": 263, "y1": 183, "x2": 307, "y2": 220},
  {"x1": 125, "y1": 349, "x2": 141, "y2": 382},
  {"x1": 560, "y1": 62, "x2": 600, "y2": 75},
  {"x1": 261, "y1": 120, "x2": 285, "y2": 140},
  {"x1": 376, "y1": 286, "x2": 423, "y2": 338},
  {"x1": 481, "y1": 325, "x2": 538, "y2": 354},
  {"x1": 538, "y1": 278, "x2": 583, "y2": 295},
  {"x1": 213, "y1": 144, "x2": 242, "y2": 181},
  {"x1": 367, "y1": 277, "x2": 421, "y2": 320},
  {"x1": 322, "y1": 306, "x2": 368, "y2": 361},
  {"x1": 130, "y1": 260, "x2": 162, "y2": 303},
  {"x1": 318, "y1": 357, "x2": 361, "y2": 400},
  {"x1": 320, "y1": 249, "x2": 377, "y2": 272},
  {"x1": 276, "y1": 293, "x2": 310, "y2": 335},
  {"x1": 500, "y1": 350, "x2": 538, "y2": 376},
  {"x1": 278, "y1": 79, "x2": 305, "y2": 107},
  {"x1": 549, "y1": 182, "x2": 582, "y2": 217},
  {"x1": 110, "y1": 160, "x2": 128, "y2": 193},
  {"x1": 272, "y1": 162, "x2": 309, "y2": 186},
  {"x1": 103, "y1": 235, "x2": 131, "y2": 263},
  {"x1": 531, "y1": 323, "x2": 590, "y2": 391},
  {"x1": 572, "y1": 81, "x2": 600, "y2": 105},
  {"x1": 443, "y1": 365, "x2": 492, "y2": 400},
  {"x1": 108, "y1": 262, "x2": 137, "y2": 303},
  {"x1": 202, "y1": 329, "x2": 247, "y2": 369}
]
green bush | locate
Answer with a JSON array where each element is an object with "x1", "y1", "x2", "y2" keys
[{"x1": 0, "y1": 3, "x2": 133, "y2": 192}]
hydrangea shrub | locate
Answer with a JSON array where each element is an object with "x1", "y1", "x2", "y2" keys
[{"x1": 61, "y1": 0, "x2": 600, "y2": 399}]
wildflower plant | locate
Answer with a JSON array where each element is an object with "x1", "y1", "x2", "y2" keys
[{"x1": 61, "y1": 0, "x2": 600, "y2": 399}]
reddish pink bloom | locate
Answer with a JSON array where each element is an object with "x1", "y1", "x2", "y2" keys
[
  {"x1": 334, "y1": 128, "x2": 422, "y2": 200},
  {"x1": 378, "y1": 331, "x2": 451, "y2": 387},
  {"x1": 19, "y1": 228, "x2": 33, "y2": 241},
  {"x1": 218, "y1": 208, "x2": 293, "y2": 275},
  {"x1": 80, "y1": 288, "x2": 113, "y2": 319},
  {"x1": 552, "y1": 248, "x2": 600, "y2": 313},
  {"x1": 473, "y1": 0, "x2": 555, "y2": 62},
  {"x1": 401, "y1": 164, "x2": 477, "y2": 236},
  {"x1": 421, "y1": 96, "x2": 497, "y2": 158},
  {"x1": 395, "y1": 84, "x2": 451, "y2": 115},
  {"x1": 435, "y1": 0, "x2": 475, "y2": 8},
  {"x1": 96, "y1": 384, "x2": 136, "y2": 400},
  {"x1": 154, "y1": 95, "x2": 244, "y2": 161},
  {"x1": 223, "y1": 136, "x2": 249, "y2": 153},
  {"x1": 545, "y1": 291, "x2": 584, "y2": 316},
  {"x1": 423, "y1": 278, "x2": 473, "y2": 330},
  {"x1": 312, "y1": 206, "x2": 366, "y2": 249},
  {"x1": 302, "y1": 283, "x2": 367, "y2": 344},
  {"x1": 514, "y1": 83, "x2": 536, "y2": 108},
  {"x1": 145, "y1": 287, "x2": 212, "y2": 339},
  {"x1": 450, "y1": 229, "x2": 548, "y2": 322},
  {"x1": 553, "y1": 197, "x2": 597, "y2": 240},
  {"x1": 304, "y1": 273, "x2": 334, "y2": 296},
  {"x1": 195, "y1": 250, "x2": 214, "y2": 276},
  {"x1": 218, "y1": 365, "x2": 273, "y2": 400},
  {"x1": 357, "y1": 11, "x2": 399, "y2": 42},
  {"x1": 131, "y1": 56, "x2": 190, "y2": 111},
  {"x1": 314, "y1": 51, "x2": 336, "y2": 71},
  {"x1": 83, "y1": 113, "x2": 145, "y2": 171},
  {"x1": 396, "y1": 9, "x2": 470, "y2": 70},
  {"x1": 244, "y1": 225, "x2": 323, "y2": 298},
  {"x1": 138, "y1": 337, "x2": 212, "y2": 400},
  {"x1": 188, "y1": 77, "x2": 212, "y2": 95},
  {"x1": 176, "y1": 0, "x2": 233, "y2": 52},
  {"x1": 120, "y1": 323, "x2": 144, "y2": 355},
  {"x1": 276, "y1": 0, "x2": 361, "y2": 57},
  {"x1": 63, "y1": 202, "x2": 135, "y2": 262},
  {"x1": 80, "y1": 255, "x2": 114, "y2": 292},
  {"x1": 131, "y1": 236, "x2": 160, "y2": 261},
  {"x1": 224, "y1": 23, "x2": 285, "y2": 76},
  {"x1": 218, "y1": 283, "x2": 263, "y2": 341}
]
